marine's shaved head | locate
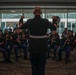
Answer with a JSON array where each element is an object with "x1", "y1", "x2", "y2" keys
[{"x1": 33, "y1": 6, "x2": 42, "y2": 15}]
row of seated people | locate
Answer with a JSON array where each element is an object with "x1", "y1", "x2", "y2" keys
[
  {"x1": 0, "y1": 28, "x2": 76, "y2": 64},
  {"x1": 47, "y1": 29, "x2": 76, "y2": 64},
  {"x1": 0, "y1": 28, "x2": 29, "y2": 63}
]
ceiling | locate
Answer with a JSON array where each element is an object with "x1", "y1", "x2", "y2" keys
[
  {"x1": 0, "y1": 0, "x2": 76, "y2": 10},
  {"x1": 0, "y1": 0, "x2": 76, "y2": 2}
]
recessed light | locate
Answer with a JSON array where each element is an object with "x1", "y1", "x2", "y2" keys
[{"x1": 11, "y1": 10, "x2": 16, "y2": 12}]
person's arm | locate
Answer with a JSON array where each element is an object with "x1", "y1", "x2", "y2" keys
[
  {"x1": 47, "y1": 20, "x2": 57, "y2": 31},
  {"x1": 21, "y1": 19, "x2": 29, "y2": 29}
]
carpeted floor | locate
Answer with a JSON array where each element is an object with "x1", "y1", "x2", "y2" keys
[{"x1": 0, "y1": 50, "x2": 76, "y2": 75}]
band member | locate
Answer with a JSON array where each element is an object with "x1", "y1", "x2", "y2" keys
[
  {"x1": 19, "y1": 15, "x2": 25, "y2": 27},
  {"x1": 50, "y1": 31, "x2": 60, "y2": 60},
  {"x1": 20, "y1": 32, "x2": 28, "y2": 59},
  {"x1": 0, "y1": 30, "x2": 6, "y2": 62},
  {"x1": 74, "y1": 33, "x2": 76, "y2": 50},
  {"x1": 58, "y1": 30, "x2": 75, "y2": 64},
  {"x1": 12, "y1": 28, "x2": 27, "y2": 61},
  {"x1": 58, "y1": 28, "x2": 68, "y2": 61},
  {"x1": 52, "y1": 16, "x2": 60, "y2": 28},
  {"x1": 4, "y1": 32, "x2": 13, "y2": 62},
  {"x1": 12, "y1": 28, "x2": 21, "y2": 62}
]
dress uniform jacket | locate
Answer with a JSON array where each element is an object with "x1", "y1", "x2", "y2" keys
[{"x1": 21, "y1": 15, "x2": 56, "y2": 53}]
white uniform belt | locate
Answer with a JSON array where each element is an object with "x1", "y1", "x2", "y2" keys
[{"x1": 30, "y1": 35, "x2": 47, "y2": 39}]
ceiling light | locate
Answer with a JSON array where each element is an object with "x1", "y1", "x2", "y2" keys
[{"x1": 11, "y1": 10, "x2": 16, "y2": 12}]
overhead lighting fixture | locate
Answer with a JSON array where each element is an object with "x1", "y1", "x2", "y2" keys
[{"x1": 11, "y1": 10, "x2": 16, "y2": 12}]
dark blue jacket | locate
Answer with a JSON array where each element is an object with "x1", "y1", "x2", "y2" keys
[{"x1": 21, "y1": 15, "x2": 56, "y2": 53}]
